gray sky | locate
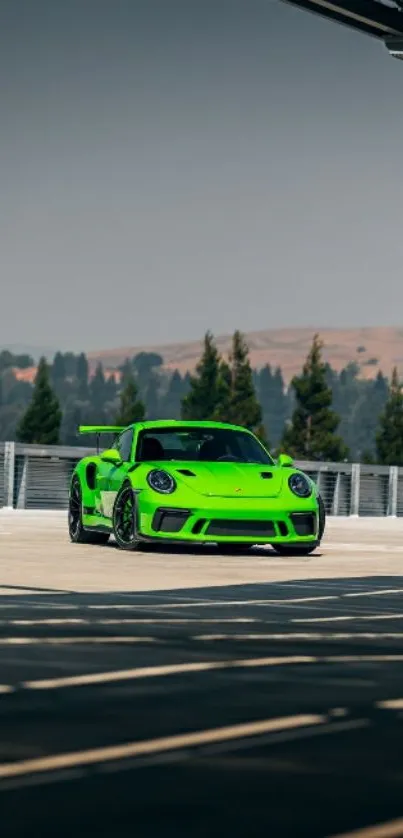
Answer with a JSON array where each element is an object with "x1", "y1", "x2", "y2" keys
[{"x1": 2, "y1": 0, "x2": 403, "y2": 354}]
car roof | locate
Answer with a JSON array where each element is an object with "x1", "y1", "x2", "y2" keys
[{"x1": 129, "y1": 420, "x2": 252, "y2": 433}]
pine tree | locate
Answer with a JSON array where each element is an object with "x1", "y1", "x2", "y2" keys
[
  {"x1": 51, "y1": 351, "x2": 68, "y2": 401},
  {"x1": 212, "y1": 359, "x2": 232, "y2": 422},
  {"x1": 115, "y1": 371, "x2": 145, "y2": 426},
  {"x1": 119, "y1": 358, "x2": 133, "y2": 385},
  {"x1": 353, "y1": 370, "x2": 389, "y2": 461},
  {"x1": 131, "y1": 353, "x2": 163, "y2": 418},
  {"x1": 161, "y1": 370, "x2": 187, "y2": 418},
  {"x1": 181, "y1": 332, "x2": 228, "y2": 420},
  {"x1": 225, "y1": 331, "x2": 265, "y2": 438},
  {"x1": 257, "y1": 364, "x2": 287, "y2": 447},
  {"x1": 76, "y1": 352, "x2": 89, "y2": 400},
  {"x1": 51, "y1": 351, "x2": 66, "y2": 382},
  {"x1": 332, "y1": 362, "x2": 364, "y2": 459},
  {"x1": 61, "y1": 401, "x2": 85, "y2": 446},
  {"x1": 376, "y1": 367, "x2": 403, "y2": 465},
  {"x1": 90, "y1": 362, "x2": 107, "y2": 412},
  {"x1": 16, "y1": 357, "x2": 62, "y2": 445},
  {"x1": 281, "y1": 334, "x2": 347, "y2": 462}
]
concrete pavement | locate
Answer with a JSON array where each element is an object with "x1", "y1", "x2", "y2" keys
[{"x1": 0, "y1": 513, "x2": 403, "y2": 837}]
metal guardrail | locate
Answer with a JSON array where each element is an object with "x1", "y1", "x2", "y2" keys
[
  {"x1": 0, "y1": 441, "x2": 401, "y2": 515},
  {"x1": 0, "y1": 443, "x2": 5, "y2": 509}
]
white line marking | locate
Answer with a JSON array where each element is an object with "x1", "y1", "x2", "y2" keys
[
  {"x1": 193, "y1": 632, "x2": 403, "y2": 641},
  {"x1": 24, "y1": 656, "x2": 317, "y2": 691},
  {"x1": 0, "y1": 713, "x2": 326, "y2": 781},
  {"x1": 0, "y1": 604, "x2": 79, "y2": 610},
  {"x1": 88, "y1": 596, "x2": 339, "y2": 609},
  {"x1": 329, "y1": 708, "x2": 349, "y2": 717},
  {"x1": 6, "y1": 619, "x2": 88, "y2": 626},
  {"x1": 377, "y1": 698, "x2": 403, "y2": 710},
  {"x1": 0, "y1": 618, "x2": 257, "y2": 627},
  {"x1": 0, "y1": 685, "x2": 13, "y2": 695},
  {"x1": 344, "y1": 589, "x2": 403, "y2": 599},
  {"x1": 195, "y1": 718, "x2": 367, "y2": 759},
  {"x1": 0, "y1": 653, "x2": 400, "y2": 697},
  {"x1": 0, "y1": 636, "x2": 159, "y2": 646},
  {"x1": 0, "y1": 591, "x2": 400, "y2": 613},
  {"x1": 293, "y1": 614, "x2": 403, "y2": 624},
  {"x1": 194, "y1": 649, "x2": 403, "y2": 664},
  {"x1": 327, "y1": 815, "x2": 403, "y2": 837}
]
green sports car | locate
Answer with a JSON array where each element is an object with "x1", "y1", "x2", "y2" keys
[{"x1": 68, "y1": 420, "x2": 325, "y2": 555}]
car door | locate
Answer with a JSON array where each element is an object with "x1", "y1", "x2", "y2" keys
[{"x1": 96, "y1": 429, "x2": 134, "y2": 519}]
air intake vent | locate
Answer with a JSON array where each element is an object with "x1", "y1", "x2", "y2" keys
[
  {"x1": 177, "y1": 469, "x2": 196, "y2": 477},
  {"x1": 260, "y1": 471, "x2": 273, "y2": 479}
]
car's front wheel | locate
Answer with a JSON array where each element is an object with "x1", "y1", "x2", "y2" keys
[
  {"x1": 68, "y1": 476, "x2": 110, "y2": 545},
  {"x1": 318, "y1": 494, "x2": 326, "y2": 542},
  {"x1": 112, "y1": 483, "x2": 142, "y2": 550},
  {"x1": 273, "y1": 494, "x2": 325, "y2": 557}
]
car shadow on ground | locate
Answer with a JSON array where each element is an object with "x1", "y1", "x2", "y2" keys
[
  {"x1": 104, "y1": 539, "x2": 323, "y2": 558},
  {"x1": 0, "y1": 576, "x2": 402, "y2": 838},
  {"x1": 0, "y1": 573, "x2": 402, "y2": 602}
]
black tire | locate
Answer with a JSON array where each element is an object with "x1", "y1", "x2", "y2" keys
[
  {"x1": 318, "y1": 494, "x2": 326, "y2": 542},
  {"x1": 112, "y1": 483, "x2": 142, "y2": 550},
  {"x1": 273, "y1": 494, "x2": 325, "y2": 557},
  {"x1": 68, "y1": 476, "x2": 110, "y2": 545}
]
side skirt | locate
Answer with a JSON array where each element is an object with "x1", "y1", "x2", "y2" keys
[
  {"x1": 82, "y1": 511, "x2": 112, "y2": 534},
  {"x1": 83, "y1": 524, "x2": 112, "y2": 535}
]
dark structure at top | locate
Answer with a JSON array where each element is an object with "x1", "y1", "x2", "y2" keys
[{"x1": 281, "y1": 0, "x2": 403, "y2": 58}]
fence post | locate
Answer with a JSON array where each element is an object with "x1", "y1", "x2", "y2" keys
[
  {"x1": 350, "y1": 463, "x2": 360, "y2": 517},
  {"x1": 387, "y1": 466, "x2": 398, "y2": 517},
  {"x1": 3, "y1": 442, "x2": 15, "y2": 509},
  {"x1": 332, "y1": 471, "x2": 341, "y2": 516},
  {"x1": 16, "y1": 457, "x2": 28, "y2": 509}
]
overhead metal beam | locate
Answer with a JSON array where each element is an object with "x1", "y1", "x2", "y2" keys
[
  {"x1": 386, "y1": 35, "x2": 403, "y2": 56},
  {"x1": 280, "y1": 1, "x2": 403, "y2": 45}
]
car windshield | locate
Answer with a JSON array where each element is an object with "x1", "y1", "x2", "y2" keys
[{"x1": 136, "y1": 427, "x2": 273, "y2": 465}]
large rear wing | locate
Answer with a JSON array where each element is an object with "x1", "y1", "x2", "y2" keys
[
  {"x1": 79, "y1": 426, "x2": 126, "y2": 436},
  {"x1": 78, "y1": 425, "x2": 126, "y2": 453}
]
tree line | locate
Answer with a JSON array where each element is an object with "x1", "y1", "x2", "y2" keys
[{"x1": 1, "y1": 332, "x2": 403, "y2": 464}]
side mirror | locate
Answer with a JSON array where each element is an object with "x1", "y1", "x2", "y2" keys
[
  {"x1": 278, "y1": 453, "x2": 294, "y2": 468},
  {"x1": 101, "y1": 448, "x2": 122, "y2": 466}
]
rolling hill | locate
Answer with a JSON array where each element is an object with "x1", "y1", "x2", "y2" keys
[{"x1": 88, "y1": 326, "x2": 403, "y2": 384}]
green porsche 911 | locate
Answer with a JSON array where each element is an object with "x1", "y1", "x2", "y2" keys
[{"x1": 68, "y1": 420, "x2": 325, "y2": 554}]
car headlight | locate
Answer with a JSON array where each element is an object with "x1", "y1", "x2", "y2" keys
[
  {"x1": 288, "y1": 472, "x2": 312, "y2": 498},
  {"x1": 147, "y1": 469, "x2": 176, "y2": 494}
]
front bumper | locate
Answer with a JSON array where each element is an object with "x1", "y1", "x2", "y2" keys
[{"x1": 138, "y1": 495, "x2": 320, "y2": 544}]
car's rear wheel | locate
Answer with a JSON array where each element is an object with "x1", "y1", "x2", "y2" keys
[
  {"x1": 112, "y1": 483, "x2": 142, "y2": 550},
  {"x1": 68, "y1": 476, "x2": 110, "y2": 545}
]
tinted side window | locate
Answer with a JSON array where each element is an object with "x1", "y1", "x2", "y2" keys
[{"x1": 117, "y1": 429, "x2": 133, "y2": 462}]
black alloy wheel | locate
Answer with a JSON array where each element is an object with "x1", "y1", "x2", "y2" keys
[
  {"x1": 68, "y1": 475, "x2": 110, "y2": 545},
  {"x1": 113, "y1": 483, "x2": 141, "y2": 550}
]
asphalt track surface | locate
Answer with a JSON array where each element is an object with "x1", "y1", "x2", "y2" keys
[{"x1": 1, "y1": 513, "x2": 403, "y2": 838}]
